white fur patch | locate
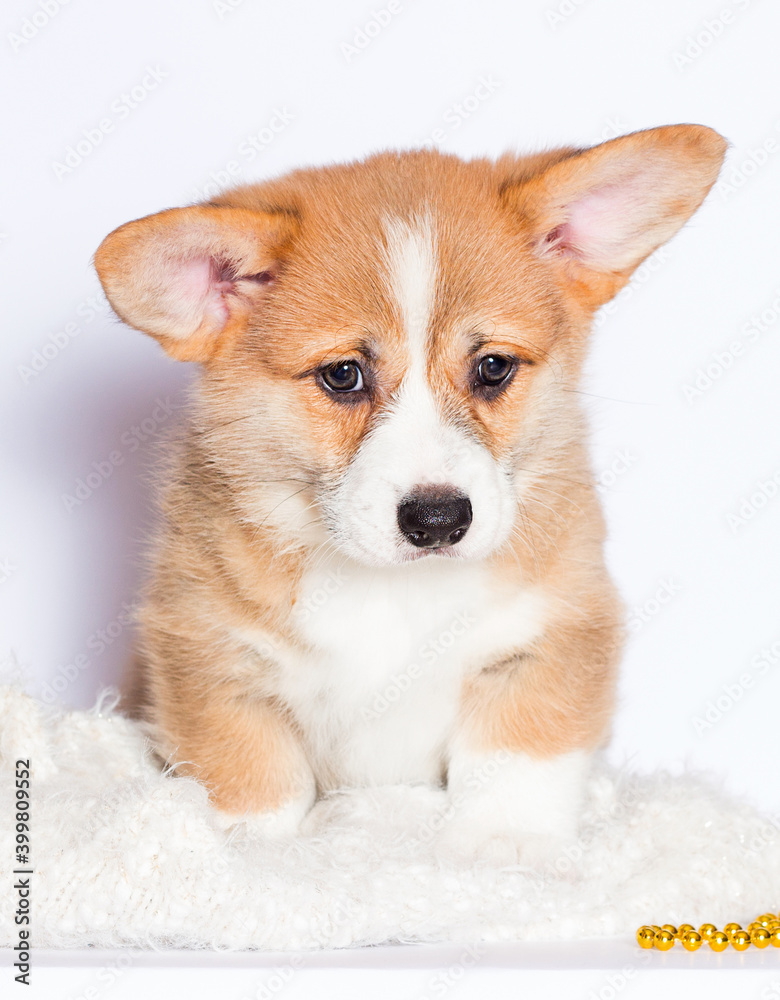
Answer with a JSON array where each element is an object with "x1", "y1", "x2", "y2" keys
[
  {"x1": 274, "y1": 551, "x2": 549, "y2": 791},
  {"x1": 440, "y1": 748, "x2": 591, "y2": 866}
]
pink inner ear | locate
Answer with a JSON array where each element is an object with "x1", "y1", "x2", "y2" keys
[
  {"x1": 168, "y1": 255, "x2": 232, "y2": 332},
  {"x1": 551, "y1": 175, "x2": 648, "y2": 270}
]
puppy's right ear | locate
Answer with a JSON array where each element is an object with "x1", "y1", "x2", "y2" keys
[{"x1": 94, "y1": 205, "x2": 297, "y2": 362}]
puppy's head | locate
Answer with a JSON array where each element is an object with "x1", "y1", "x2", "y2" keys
[{"x1": 95, "y1": 125, "x2": 726, "y2": 567}]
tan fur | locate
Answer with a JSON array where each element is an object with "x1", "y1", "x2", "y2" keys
[{"x1": 96, "y1": 126, "x2": 726, "y2": 815}]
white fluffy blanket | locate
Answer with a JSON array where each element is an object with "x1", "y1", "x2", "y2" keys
[{"x1": 1, "y1": 685, "x2": 778, "y2": 951}]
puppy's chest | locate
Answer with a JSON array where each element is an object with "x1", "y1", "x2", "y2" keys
[{"x1": 269, "y1": 559, "x2": 547, "y2": 789}]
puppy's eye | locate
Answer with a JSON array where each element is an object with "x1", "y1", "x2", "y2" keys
[
  {"x1": 321, "y1": 361, "x2": 364, "y2": 393},
  {"x1": 476, "y1": 355, "x2": 514, "y2": 387}
]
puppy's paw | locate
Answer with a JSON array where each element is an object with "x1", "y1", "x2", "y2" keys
[
  {"x1": 435, "y1": 817, "x2": 568, "y2": 871},
  {"x1": 440, "y1": 748, "x2": 589, "y2": 872},
  {"x1": 211, "y1": 796, "x2": 311, "y2": 840}
]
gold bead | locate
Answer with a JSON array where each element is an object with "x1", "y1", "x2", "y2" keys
[
  {"x1": 723, "y1": 922, "x2": 742, "y2": 936},
  {"x1": 637, "y1": 926, "x2": 656, "y2": 949},
  {"x1": 681, "y1": 930, "x2": 703, "y2": 951},
  {"x1": 676, "y1": 923, "x2": 694, "y2": 939},
  {"x1": 731, "y1": 929, "x2": 751, "y2": 951},
  {"x1": 699, "y1": 923, "x2": 718, "y2": 940},
  {"x1": 709, "y1": 931, "x2": 730, "y2": 952},
  {"x1": 769, "y1": 928, "x2": 780, "y2": 948},
  {"x1": 751, "y1": 927, "x2": 771, "y2": 949},
  {"x1": 661, "y1": 924, "x2": 678, "y2": 937},
  {"x1": 655, "y1": 929, "x2": 676, "y2": 951},
  {"x1": 756, "y1": 913, "x2": 776, "y2": 927}
]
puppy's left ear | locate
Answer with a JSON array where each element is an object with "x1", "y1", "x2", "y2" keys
[
  {"x1": 94, "y1": 204, "x2": 298, "y2": 362},
  {"x1": 503, "y1": 124, "x2": 727, "y2": 310}
]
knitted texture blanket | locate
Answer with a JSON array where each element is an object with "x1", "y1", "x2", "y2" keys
[{"x1": 1, "y1": 685, "x2": 778, "y2": 951}]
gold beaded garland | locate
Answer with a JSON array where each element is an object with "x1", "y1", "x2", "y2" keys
[
  {"x1": 710, "y1": 931, "x2": 729, "y2": 951},
  {"x1": 681, "y1": 930, "x2": 702, "y2": 951},
  {"x1": 709, "y1": 930, "x2": 730, "y2": 952},
  {"x1": 636, "y1": 911, "x2": 780, "y2": 952},
  {"x1": 751, "y1": 927, "x2": 771, "y2": 949},
  {"x1": 636, "y1": 926, "x2": 656, "y2": 948}
]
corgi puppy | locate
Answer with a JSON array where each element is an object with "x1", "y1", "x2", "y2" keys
[{"x1": 95, "y1": 125, "x2": 725, "y2": 865}]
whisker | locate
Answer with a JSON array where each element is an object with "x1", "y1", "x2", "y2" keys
[
  {"x1": 192, "y1": 413, "x2": 258, "y2": 438},
  {"x1": 258, "y1": 486, "x2": 310, "y2": 528},
  {"x1": 513, "y1": 465, "x2": 593, "y2": 489},
  {"x1": 524, "y1": 484, "x2": 584, "y2": 517},
  {"x1": 560, "y1": 388, "x2": 654, "y2": 405},
  {"x1": 511, "y1": 499, "x2": 562, "y2": 558}
]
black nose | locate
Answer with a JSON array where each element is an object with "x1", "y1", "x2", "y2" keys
[{"x1": 397, "y1": 487, "x2": 473, "y2": 549}]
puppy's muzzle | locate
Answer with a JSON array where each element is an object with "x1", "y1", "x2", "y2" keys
[{"x1": 397, "y1": 485, "x2": 473, "y2": 549}]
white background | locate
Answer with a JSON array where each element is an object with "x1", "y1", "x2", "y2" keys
[{"x1": 2, "y1": 0, "x2": 779, "y2": 854}]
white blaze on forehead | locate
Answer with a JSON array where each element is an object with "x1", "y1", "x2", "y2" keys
[
  {"x1": 382, "y1": 215, "x2": 438, "y2": 371},
  {"x1": 378, "y1": 214, "x2": 444, "y2": 493}
]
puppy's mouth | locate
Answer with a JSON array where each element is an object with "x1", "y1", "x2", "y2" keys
[{"x1": 401, "y1": 545, "x2": 465, "y2": 562}]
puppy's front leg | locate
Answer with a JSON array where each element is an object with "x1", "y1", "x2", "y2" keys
[
  {"x1": 153, "y1": 681, "x2": 316, "y2": 837},
  {"x1": 442, "y1": 608, "x2": 622, "y2": 868}
]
